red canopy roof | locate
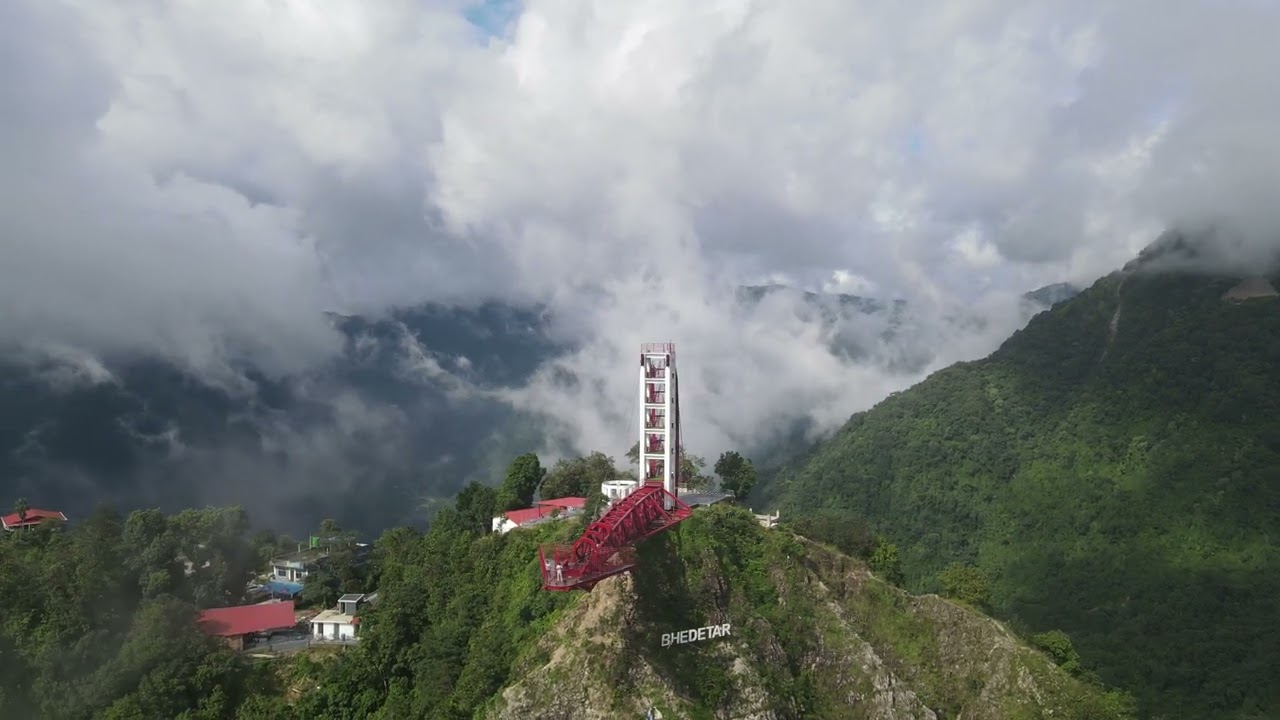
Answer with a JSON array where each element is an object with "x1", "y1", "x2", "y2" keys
[
  {"x1": 503, "y1": 497, "x2": 586, "y2": 526},
  {"x1": 1, "y1": 509, "x2": 67, "y2": 530},
  {"x1": 503, "y1": 506, "x2": 556, "y2": 525},
  {"x1": 198, "y1": 601, "x2": 296, "y2": 637},
  {"x1": 536, "y1": 497, "x2": 586, "y2": 510}
]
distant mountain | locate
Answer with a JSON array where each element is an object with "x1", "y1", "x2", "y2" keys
[
  {"x1": 739, "y1": 281, "x2": 1080, "y2": 374},
  {"x1": 0, "y1": 281, "x2": 1073, "y2": 537},
  {"x1": 0, "y1": 303, "x2": 563, "y2": 538},
  {"x1": 760, "y1": 235, "x2": 1280, "y2": 718},
  {"x1": 1022, "y1": 282, "x2": 1082, "y2": 308}
]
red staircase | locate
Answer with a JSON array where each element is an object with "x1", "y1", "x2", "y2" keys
[{"x1": 540, "y1": 482, "x2": 692, "y2": 591}]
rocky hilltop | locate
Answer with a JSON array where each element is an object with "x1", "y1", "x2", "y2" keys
[{"x1": 484, "y1": 507, "x2": 1131, "y2": 720}]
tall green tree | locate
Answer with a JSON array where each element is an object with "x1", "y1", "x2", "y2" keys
[
  {"x1": 681, "y1": 454, "x2": 714, "y2": 492},
  {"x1": 13, "y1": 497, "x2": 28, "y2": 523},
  {"x1": 713, "y1": 451, "x2": 758, "y2": 499},
  {"x1": 455, "y1": 481, "x2": 499, "y2": 535},
  {"x1": 540, "y1": 451, "x2": 624, "y2": 500},
  {"x1": 868, "y1": 537, "x2": 904, "y2": 586},
  {"x1": 496, "y1": 452, "x2": 546, "y2": 511}
]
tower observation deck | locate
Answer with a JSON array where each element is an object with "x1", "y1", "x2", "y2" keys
[{"x1": 539, "y1": 343, "x2": 692, "y2": 591}]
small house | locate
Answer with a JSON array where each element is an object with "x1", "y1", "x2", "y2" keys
[
  {"x1": 269, "y1": 547, "x2": 330, "y2": 584},
  {"x1": 197, "y1": 600, "x2": 297, "y2": 651},
  {"x1": 269, "y1": 541, "x2": 371, "y2": 585},
  {"x1": 491, "y1": 497, "x2": 586, "y2": 535},
  {"x1": 1, "y1": 508, "x2": 67, "y2": 531},
  {"x1": 310, "y1": 592, "x2": 378, "y2": 643}
]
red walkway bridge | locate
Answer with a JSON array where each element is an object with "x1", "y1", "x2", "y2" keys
[
  {"x1": 539, "y1": 482, "x2": 691, "y2": 591},
  {"x1": 540, "y1": 343, "x2": 692, "y2": 591}
]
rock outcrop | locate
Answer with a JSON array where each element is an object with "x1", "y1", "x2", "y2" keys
[{"x1": 484, "y1": 508, "x2": 1130, "y2": 720}]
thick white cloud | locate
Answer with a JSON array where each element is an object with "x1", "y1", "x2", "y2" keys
[{"x1": 3, "y1": 0, "x2": 1279, "y2": 460}]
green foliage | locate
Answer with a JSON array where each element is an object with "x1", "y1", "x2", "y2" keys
[
  {"x1": 780, "y1": 509, "x2": 876, "y2": 559},
  {"x1": 627, "y1": 505, "x2": 1129, "y2": 719},
  {"x1": 0, "y1": 504, "x2": 261, "y2": 719},
  {"x1": 937, "y1": 563, "x2": 991, "y2": 609},
  {"x1": 768, "y1": 267, "x2": 1280, "y2": 718},
  {"x1": 454, "y1": 481, "x2": 498, "y2": 535},
  {"x1": 868, "y1": 537, "x2": 904, "y2": 586},
  {"x1": 680, "y1": 453, "x2": 714, "y2": 492},
  {"x1": 0, "y1": 448, "x2": 1151, "y2": 719},
  {"x1": 713, "y1": 451, "x2": 758, "y2": 500},
  {"x1": 539, "y1": 450, "x2": 624, "y2": 500},
  {"x1": 292, "y1": 495, "x2": 577, "y2": 720},
  {"x1": 496, "y1": 452, "x2": 546, "y2": 511},
  {"x1": 299, "y1": 519, "x2": 367, "y2": 608},
  {"x1": 1031, "y1": 629, "x2": 1085, "y2": 677}
]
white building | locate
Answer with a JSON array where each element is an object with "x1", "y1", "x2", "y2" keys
[
  {"x1": 752, "y1": 510, "x2": 781, "y2": 529},
  {"x1": 310, "y1": 592, "x2": 377, "y2": 643},
  {"x1": 601, "y1": 479, "x2": 638, "y2": 504}
]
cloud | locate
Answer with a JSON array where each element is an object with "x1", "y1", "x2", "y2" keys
[{"x1": 3, "y1": 0, "x2": 1280, "y2": 471}]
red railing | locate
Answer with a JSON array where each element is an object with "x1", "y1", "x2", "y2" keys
[{"x1": 540, "y1": 483, "x2": 691, "y2": 591}]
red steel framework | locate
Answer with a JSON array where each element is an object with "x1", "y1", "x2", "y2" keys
[{"x1": 540, "y1": 343, "x2": 692, "y2": 591}]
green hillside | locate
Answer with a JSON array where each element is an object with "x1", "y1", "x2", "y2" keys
[
  {"x1": 763, "y1": 262, "x2": 1280, "y2": 718},
  {"x1": 0, "y1": 491, "x2": 1133, "y2": 719}
]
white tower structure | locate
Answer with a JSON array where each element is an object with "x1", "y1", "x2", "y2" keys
[{"x1": 639, "y1": 343, "x2": 681, "y2": 508}]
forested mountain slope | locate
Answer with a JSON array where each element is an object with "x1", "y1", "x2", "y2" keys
[
  {"x1": 0, "y1": 499, "x2": 1132, "y2": 719},
  {"x1": 762, "y1": 253, "x2": 1280, "y2": 718}
]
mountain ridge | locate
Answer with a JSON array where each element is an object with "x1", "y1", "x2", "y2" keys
[
  {"x1": 1, "y1": 282, "x2": 1072, "y2": 536},
  {"x1": 761, "y1": 251, "x2": 1280, "y2": 718}
]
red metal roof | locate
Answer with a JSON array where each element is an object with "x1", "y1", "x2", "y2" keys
[
  {"x1": 1, "y1": 509, "x2": 67, "y2": 530},
  {"x1": 504, "y1": 506, "x2": 556, "y2": 525},
  {"x1": 198, "y1": 600, "x2": 296, "y2": 637},
  {"x1": 503, "y1": 497, "x2": 587, "y2": 526},
  {"x1": 535, "y1": 497, "x2": 586, "y2": 510}
]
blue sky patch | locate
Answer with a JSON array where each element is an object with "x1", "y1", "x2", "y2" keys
[{"x1": 464, "y1": 0, "x2": 521, "y2": 39}]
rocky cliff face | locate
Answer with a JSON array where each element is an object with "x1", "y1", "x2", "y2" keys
[{"x1": 483, "y1": 507, "x2": 1130, "y2": 720}]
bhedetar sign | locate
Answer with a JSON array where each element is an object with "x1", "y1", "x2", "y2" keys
[{"x1": 661, "y1": 623, "x2": 731, "y2": 648}]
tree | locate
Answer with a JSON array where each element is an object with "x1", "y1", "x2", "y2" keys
[
  {"x1": 1031, "y1": 629, "x2": 1085, "y2": 677},
  {"x1": 938, "y1": 562, "x2": 990, "y2": 609},
  {"x1": 454, "y1": 482, "x2": 498, "y2": 536},
  {"x1": 868, "y1": 537, "x2": 904, "y2": 586},
  {"x1": 13, "y1": 497, "x2": 28, "y2": 524},
  {"x1": 540, "y1": 451, "x2": 624, "y2": 500},
  {"x1": 681, "y1": 454, "x2": 714, "y2": 492},
  {"x1": 496, "y1": 453, "x2": 546, "y2": 511},
  {"x1": 713, "y1": 451, "x2": 757, "y2": 499},
  {"x1": 784, "y1": 510, "x2": 877, "y2": 559}
]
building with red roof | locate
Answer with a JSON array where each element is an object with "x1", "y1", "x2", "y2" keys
[
  {"x1": 197, "y1": 600, "x2": 297, "y2": 651},
  {"x1": 537, "y1": 497, "x2": 586, "y2": 511},
  {"x1": 491, "y1": 497, "x2": 587, "y2": 535},
  {"x1": 1, "y1": 508, "x2": 67, "y2": 531}
]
